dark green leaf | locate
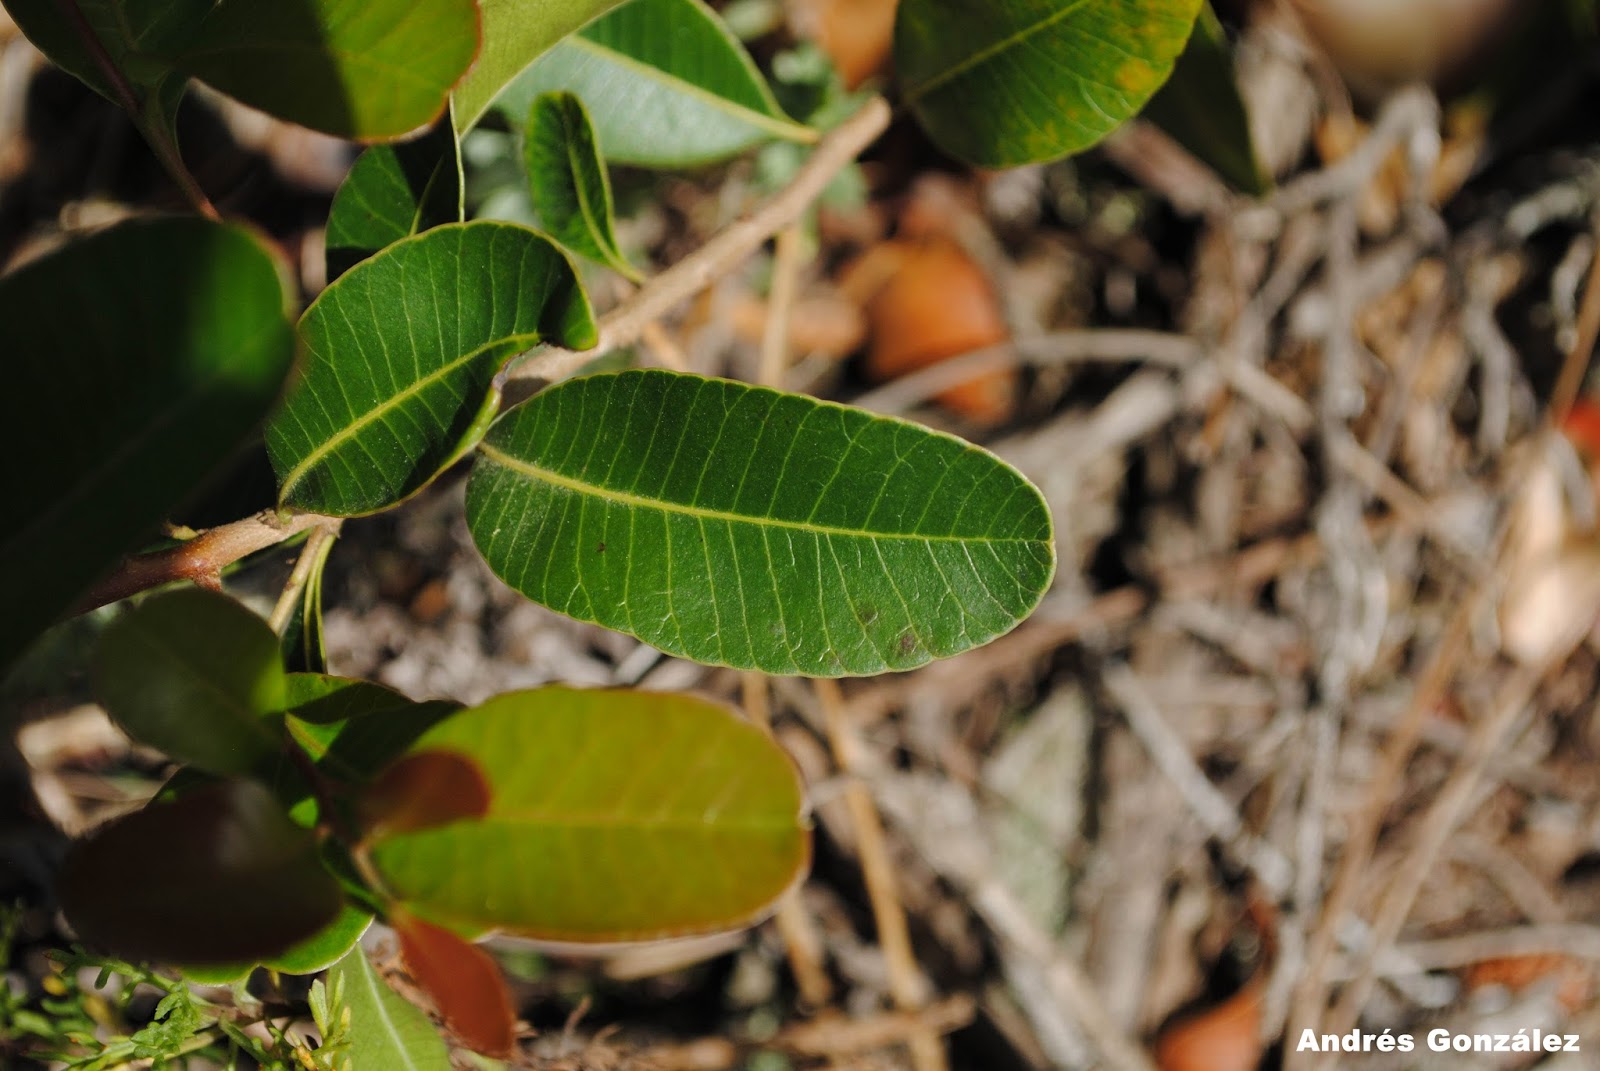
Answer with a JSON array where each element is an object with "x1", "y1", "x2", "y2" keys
[
  {"x1": 0, "y1": 0, "x2": 205, "y2": 107},
  {"x1": 325, "y1": 117, "x2": 463, "y2": 283},
  {"x1": 0, "y1": 217, "x2": 294, "y2": 670},
  {"x1": 370, "y1": 687, "x2": 808, "y2": 941},
  {"x1": 523, "y1": 92, "x2": 640, "y2": 280},
  {"x1": 327, "y1": 945, "x2": 453, "y2": 1070},
  {"x1": 896, "y1": 0, "x2": 1204, "y2": 167},
  {"x1": 451, "y1": 0, "x2": 628, "y2": 133},
  {"x1": 497, "y1": 0, "x2": 815, "y2": 168},
  {"x1": 95, "y1": 589, "x2": 287, "y2": 776},
  {"x1": 1142, "y1": 4, "x2": 1267, "y2": 195},
  {"x1": 266, "y1": 221, "x2": 598, "y2": 517},
  {"x1": 466, "y1": 371, "x2": 1056, "y2": 676},
  {"x1": 59, "y1": 780, "x2": 344, "y2": 965},
  {"x1": 172, "y1": 0, "x2": 480, "y2": 141}
]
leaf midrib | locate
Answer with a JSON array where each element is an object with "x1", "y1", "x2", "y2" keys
[
  {"x1": 563, "y1": 35, "x2": 816, "y2": 144},
  {"x1": 277, "y1": 333, "x2": 543, "y2": 504},
  {"x1": 475, "y1": 442, "x2": 1043, "y2": 544},
  {"x1": 901, "y1": 0, "x2": 1095, "y2": 104}
]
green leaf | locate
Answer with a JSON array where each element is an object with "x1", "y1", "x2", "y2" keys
[
  {"x1": 466, "y1": 371, "x2": 1056, "y2": 676},
  {"x1": 58, "y1": 780, "x2": 345, "y2": 965},
  {"x1": 496, "y1": 0, "x2": 816, "y2": 168},
  {"x1": 326, "y1": 117, "x2": 463, "y2": 283},
  {"x1": 1141, "y1": 4, "x2": 1267, "y2": 195},
  {"x1": 171, "y1": 0, "x2": 481, "y2": 141},
  {"x1": 370, "y1": 687, "x2": 809, "y2": 941},
  {"x1": 0, "y1": 217, "x2": 294, "y2": 670},
  {"x1": 895, "y1": 0, "x2": 1205, "y2": 167},
  {"x1": 327, "y1": 945, "x2": 453, "y2": 1070},
  {"x1": 283, "y1": 674, "x2": 461, "y2": 780},
  {"x1": 0, "y1": 0, "x2": 206, "y2": 106},
  {"x1": 266, "y1": 221, "x2": 598, "y2": 517},
  {"x1": 450, "y1": 0, "x2": 628, "y2": 133},
  {"x1": 523, "y1": 92, "x2": 641, "y2": 281},
  {"x1": 94, "y1": 589, "x2": 287, "y2": 776}
]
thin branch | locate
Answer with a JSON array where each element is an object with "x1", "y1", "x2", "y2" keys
[
  {"x1": 76, "y1": 512, "x2": 336, "y2": 613},
  {"x1": 268, "y1": 521, "x2": 341, "y2": 634},
  {"x1": 507, "y1": 96, "x2": 893, "y2": 384}
]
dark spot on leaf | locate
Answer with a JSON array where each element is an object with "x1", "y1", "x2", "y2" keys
[
  {"x1": 596, "y1": 541, "x2": 606, "y2": 553},
  {"x1": 897, "y1": 631, "x2": 919, "y2": 656},
  {"x1": 857, "y1": 605, "x2": 878, "y2": 626}
]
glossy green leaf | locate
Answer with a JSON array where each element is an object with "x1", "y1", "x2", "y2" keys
[
  {"x1": 171, "y1": 0, "x2": 480, "y2": 141},
  {"x1": 0, "y1": 218, "x2": 294, "y2": 670},
  {"x1": 1142, "y1": 4, "x2": 1267, "y2": 195},
  {"x1": 327, "y1": 945, "x2": 453, "y2": 1070},
  {"x1": 496, "y1": 0, "x2": 815, "y2": 168},
  {"x1": 895, "y1": 0, "x2": 1204, "y2": 167},
  {"x1": 466, "y1": 371, "x2": 1056, "y2": 676},
  {"x1": 95, "y1": 589, "x2": 287, "y2": 776},
  {"x1": 452, "y1": 0, "x2": 627, "y2": 132},
  {"x1": 59, "y1": 780, "x2": 344, "y2": 965},
  {"x1": 0, "y1": 0, "x2": 205, "y2": 108},
  {"x1": 523, "y1": 92, "x2": 640, "y2": 281},
  {"x1": 371, "y1": 687, "x2": 808, "y2": 941},
  {"x1": 266, "y1": 221, "x2": 598, "y2": 517},
  {"x1": 326, "y1": 117, "x2": 463, "y2": 282}
]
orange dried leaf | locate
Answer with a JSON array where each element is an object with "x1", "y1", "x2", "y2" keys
[
  {"x1": 393, "y1": 909, "x2": 517, "y2": 1058},
  {"x1": 812, "y1": 0, "x2": 897, "y2": 89},
  {"x1": 360, "y1": 749, "x2": 491, "y2": 838},
  {"x1": 1154, "y1": 982, "x2": 1263, "y2": 1071},
  {"x1": 858, "y1": 238, "x2": 1014, "y2": 424}
]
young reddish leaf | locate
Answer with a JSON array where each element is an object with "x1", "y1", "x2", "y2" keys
[
  {"x1": 58, "y1": 780, "x2": 344, "y2": 965},
  {"x1": 369, "y1": 687, "x2": 811, "y2": 942},
  {"x1": 359, "y1": 750, "x2": 491, "y2": 838},
  {"x1": 392, "y1": 909, "x2": 517, "y2": 1058}
]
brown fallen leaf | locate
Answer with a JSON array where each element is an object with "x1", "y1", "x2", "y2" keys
[
  {"x1": 393, "y1": 908, "x2": 517, "y2": 1058},
  {"x1": 842, "y1": 237, "x2": 1015, "y2": 424},
  {"x1": 1154, "y1": 980, "x2": 1264, "y2": 1071}
]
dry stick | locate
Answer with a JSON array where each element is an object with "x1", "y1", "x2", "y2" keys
[
  {"x1": 1321, "y1": 665, "x2": 1542, "y2": 1037},
  {"x1": 508, "y1": 96, "x2": 894, "y2": 385},
  {"x1": 852, "y1": 329, "x2": 1201, "y2": 414},
  {"x1": 54, "y1": 0, "x2": 219, "y2": 220},
  {"x1": 758, "y1": 223, "x2": 807, "y2": 389},
  {"x1": 814, "y1": 677, "x2": 948, "y2": 1071},
  {"x1": 76, "y1": 511, "x2": 336, "y2": 613},
  {"x1": 1285, "y1": 577, "x2": 1483, "y2": 1059},
  {"x1": 1549, "y1": 219, "x2": 1600, "y2": 427}
]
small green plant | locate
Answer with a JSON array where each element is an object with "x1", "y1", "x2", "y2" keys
[{"x1": 0, "y1": 0, "x2": 1201, "y2": 1062}]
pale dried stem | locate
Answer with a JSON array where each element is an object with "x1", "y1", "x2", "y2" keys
[
  {"x1": 815, "y1": 677, "x2": 947, "y2": 1071},
  {"x1": 508, "y1": 96, "x2": 892, "y2": 384}
]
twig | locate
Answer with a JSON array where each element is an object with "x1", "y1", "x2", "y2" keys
[
  {"x1": 758, "y1": 223, "x2": 806, "y2": 389},
  {"x1": 1549, "y1": 218, "x2": 1600, "y2": 426},
  {"x1": 507, "y1": 96, "x2": 893, "y2": 384},
  {"x1": 1321, "y1": 664, "x2": 1542, "y2": 1037},
  {"x1": 814, "y1": 677, "x2": 947, "y2": 1071},
  {"x1": 1337, "y1": 924, "x2": 1600, "y2": 978},
  {"x1": 1102, "y1": 664, "x2": 1293, "y2": 896},
  {"x1": 76, "y1": 511, "x2": 336, "y2": 613},
  {"x1": 853, "y1": 329, "x2": 1200, "y2": 414}
]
